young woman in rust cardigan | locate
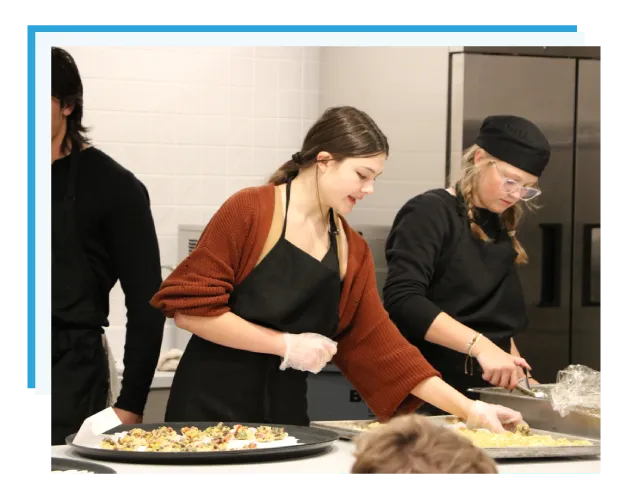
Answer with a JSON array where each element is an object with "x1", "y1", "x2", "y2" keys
[{"x1": 150, "y1": 106, "x2": 524, "y2": 433}]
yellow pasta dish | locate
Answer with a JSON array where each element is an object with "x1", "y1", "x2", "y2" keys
[
  {"x1": 100, "y1": 423, "x2": 288, "y2": 452},
  {"x1": 456, "y1": 424, "x2": 593, "y2": 448}
]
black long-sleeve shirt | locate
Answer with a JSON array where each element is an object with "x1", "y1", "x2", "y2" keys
[
  {"x1": 52, "y1": 146, "x2": 165, "y2": 415},
  {"x1": 383, "y1": 189, "x2": 523, "y2": 349}
]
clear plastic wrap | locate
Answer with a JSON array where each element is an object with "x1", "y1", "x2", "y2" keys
[{"x1": 549, "y1": 365, "x2": 600, "y2": 418}]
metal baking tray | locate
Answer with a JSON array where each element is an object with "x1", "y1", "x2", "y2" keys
[
  {"x1": 468, "y1": 385, "x2": 601, "y2": 439},
  {"x1": 311, "y1": 417, "x2": 601, "y2": 460},
  {"x1": 311, "y1": 419, "x2": 385, "y2": 440},
  {"x1": 311, "y1": 416, "x2": 466, "y2": 440}
]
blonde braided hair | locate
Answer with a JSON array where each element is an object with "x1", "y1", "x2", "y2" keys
[{"x1": 454, "y1": 145, "x2": 537, "y2": 265}]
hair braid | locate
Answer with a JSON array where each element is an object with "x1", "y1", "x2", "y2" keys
[{"x1": 454, "y1": 145, "x2": 533, "y2": 264}]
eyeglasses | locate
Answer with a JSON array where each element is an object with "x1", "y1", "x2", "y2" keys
[{"x1": 491, "y1": 161, "x2": 542, "y2": 201}]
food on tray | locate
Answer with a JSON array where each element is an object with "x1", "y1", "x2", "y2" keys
[
  {"x1": 345, "y1": 421, "x2": 382, "y2": 431},
  {"x1": 99, "y1": 424, "x2": 290, "y2": 452},
  {"x1": 360, "y1": 417, "x2": 459, "y2": 430},
  {"x1": 441, "y1": 416, "x2": 463, "y2": 425},
  {"x1": 233, "y1": 425, "x2": 255, "y2": 440},
  {"x1": 456, "y1": 425, "x2": 593, "y2": 448},
  {"x1": 234, "y1": 425, "x2": 288, "y2": 442},
  {"x1": 254, "y1": 425, "x2": 288, "y2": 442},
  {"x1": 316, "y1": 418, "x2": 596, "y2": 453},
  {"x1": 515, "y1": 423, "x2": 531, "y2": 436}
]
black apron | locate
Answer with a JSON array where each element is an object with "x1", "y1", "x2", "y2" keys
[
  {"x1": 166, "y1": 179, "x2": 341, "y2": 426},
  {"x1": 51, "y1": 145, "x2": 109, "y2": 445},
  {"x1": 419, "y1": 191, "x2": 528, "y2": 416}
]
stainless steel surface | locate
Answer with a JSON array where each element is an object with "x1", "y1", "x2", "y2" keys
[
  {"x1": 513, "y1": 383, "x2": 538, "y2": 397},
  {"x1": 588, "y1": 227, "x2": 600, "y2": 304},
  {"x1": 311, "y1": 418, "x2": 462, "y2": 440},
  {"x1": 469, "y1": 430, "x2": 600, "y2": 459},
  {"x1": 310, "y1": 419, "x2": 380, "y2": 440},
  {"x1": 312, "y1": 416, "x2": 600, "y2": 460},
  {"x1": 450, "y1": 46, "x2": 600, "y2": 59},
  {"x1": 448, "y1": 48, "x2": 607, "y2": 383},
  {"x1": 571, "y1": 59, "x2": 601, "y2": 370},
  {"x1": 469, "y1": 384, "x2": 555, "y2": 400},
  {"x1": 354, "y1": 224, "x2": 391, "y2": 301},
  {"x1": 468, "y1": 386, "x2": 600, "y2": 439}
]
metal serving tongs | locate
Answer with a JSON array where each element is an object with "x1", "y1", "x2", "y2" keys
[{"x1": 510, "y1": 367, "x2": 537, "y2": 397}]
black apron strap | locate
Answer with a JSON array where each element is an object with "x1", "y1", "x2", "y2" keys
[
  {"x1": 282, "y1": 180, "x2": 339, "y2": 249},
  {"x1": 281, "y1": 180, "x2": 292, "y2": 237}
]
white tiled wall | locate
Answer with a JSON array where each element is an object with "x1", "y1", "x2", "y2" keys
[
  {"x1": 63, "y1": 46, "x2": 321, "y2": 360},
  {"x1": 319, "y1": 47, "x2": 449, "y2": 227},
  {"x1": 317, "y1": 47, "x2": 450, "y2": 304},
  {"x1": 62, "y1": 46, "x2": 450, "y2": 363}
]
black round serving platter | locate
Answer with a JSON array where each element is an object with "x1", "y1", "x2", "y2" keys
[
  {"x1": 52, "y1": 457, "x2": 117, "y2": 473},
  {"x1": 66, "y1": 421, "x2": 339, "y2": 464}
]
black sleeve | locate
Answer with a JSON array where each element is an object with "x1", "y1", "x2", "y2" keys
[
  {"x1": 383, "y1": 193, "x2": 452, "y2": 347},
  {"x1": 103, "y1": 172, "x2": 165, "y2": 415}
]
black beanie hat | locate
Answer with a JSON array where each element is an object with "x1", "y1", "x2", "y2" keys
[{"x1": 474, "y1": 115, "x2": 551, "y2": 177}]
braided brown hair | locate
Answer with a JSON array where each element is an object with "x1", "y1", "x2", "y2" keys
[{"x1": 455, "y1": 145, "x2": 537, "y2": 264}]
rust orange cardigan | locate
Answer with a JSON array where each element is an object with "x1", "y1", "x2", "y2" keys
[{"x1": 150, "y1": 183, "x2": 440, "y2": 421}]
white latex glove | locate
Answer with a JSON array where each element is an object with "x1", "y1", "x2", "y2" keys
[
  {"x1": 466, "y1": 400, "x2": 524, "y2": 434},
  {"x1": 279, "y1": 333, "x2": 337, "y2": 374}
]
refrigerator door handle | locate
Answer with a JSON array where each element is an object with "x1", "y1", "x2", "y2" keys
[
  {"x1": 538, "y1": 223, "x2": 563, "y2": 308},
  {"x1": 582, "y1": 224, "x2": 600, "y2": 306}
]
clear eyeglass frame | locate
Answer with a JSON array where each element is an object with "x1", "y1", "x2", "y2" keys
[{"x1": 491, "y1": 161, "x2": 542, "y2": 201}]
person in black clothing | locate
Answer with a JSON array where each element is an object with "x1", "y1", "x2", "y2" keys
[
  {"x1": 383, "y1": 115, "x2": 550, "y2": 414},
  {"x1": 51, "y1": 47, "x2": 165, "y2": 444}
]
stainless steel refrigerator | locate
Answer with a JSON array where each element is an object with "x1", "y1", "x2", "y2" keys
[{"x1": 447, "y1": 47, "x2": 600, "y2": 383}]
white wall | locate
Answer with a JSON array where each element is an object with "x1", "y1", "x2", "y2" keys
[
  {"x1": 62, "y1": 45, "x2": 451, "y2": 364},
  {"x1": 319, "y1": 47, "x2": 449, "y2": 228},
  {"x1": 317, "y1": 47, "x2": 449, "y2": 298},
  {"x1": 64, "y1": 46, "x2": 321, "y2": 360}
]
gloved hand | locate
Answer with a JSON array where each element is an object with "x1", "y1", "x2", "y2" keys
[
  {"x1": 279, "y1": 333, "x2": 337, "y2": 374},
  {"x1": 466, "y1": 400, "x2": 524, "y2": 434}
]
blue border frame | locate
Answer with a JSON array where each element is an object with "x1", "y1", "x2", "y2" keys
[
  {"x1": 28, "y1": 26, "x2": 37, "y2": 389},
  {"x1": 24, "y1": 24, "x2": 634, "y2": 410},
  {"x1": 30, "y1": 25, "x2": 577, "y2": 33},
  {"x1": 24, "y1": 24, "x2": 584, "y2": 392}
]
